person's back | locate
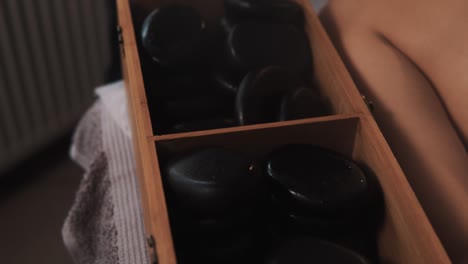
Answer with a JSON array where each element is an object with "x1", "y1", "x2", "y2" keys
[{"x1": 321, "y1": 0, "x2": 468, "y2": 262}]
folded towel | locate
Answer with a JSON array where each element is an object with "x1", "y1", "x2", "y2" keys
[{"x1": 63, "y1": 81, "x2": 149, "y2": 264}]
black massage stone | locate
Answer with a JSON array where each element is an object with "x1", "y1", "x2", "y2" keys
[
  {"x1": 227, "y1": 22, "x2": 309, "y2": 71},
  {"x1": 168, "y1": 202, "x2": 260, "y2": 241},
  {"x1": 145, "y1": 69, "x2": 213, "y2": 100},
  {"x1": 220, "y1": 17, "x2": 235, "y2": 35},
  {"x1": 267, "y1": 237, "x2": 370, "y2": 264},
  {"x1": 165, "y1": 148, "x2": 265, "y2": 216},
  {"x1": 236, "y1": 66, "x2": 300, "y2": 125},
  {"x1": 175, "y1": 212, "x2": 251, "y2": 234},
  {"x1": 161, "y1": 95, "x2": 234, "y2": 122},
  {"x1": 197, "y1": 231, "x2": 257, "y2": 264},
  {"x1": 175, "y1": 229, "x2": 258, "y2": 264},
  {"x1": 266, "y1": 144, "x2": 371, "y2": 217},
  {"x1": 224, "y1": 0, "x2": 304, "y2": 28},
  {"x1": 210, "y1": 23, "x2": 246, "y2": 95},
  {"x1": 141, "y1": 5, "x2": 206, "y2": 68},
  {"x1": 270, "y1": 192, "x2": 350, "y2": 235},
  {"x1": 212, "y1": 69, "x2": 244, "y2": 95},
  {"x1": 278, "y1": 87, "x2": 328, "y2": 121}
]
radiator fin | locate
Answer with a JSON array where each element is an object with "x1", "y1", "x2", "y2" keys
[
  {"x1": 34, "y1": 0, "x2": 70, "y2": 124},
  {"x1": 0, "y1": 3, "x2": 33, "y2": 151},
  {"x1": 0, "y1": 0, "x2": 111, "y2": 174}
]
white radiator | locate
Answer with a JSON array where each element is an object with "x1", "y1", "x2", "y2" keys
[{"x1": 0, "y1": 0, "x2": 112, "y2": 174}]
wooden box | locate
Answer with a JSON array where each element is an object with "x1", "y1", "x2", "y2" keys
[{"x1": 116, "y1": 0, "x2": 450, "y2": 263}]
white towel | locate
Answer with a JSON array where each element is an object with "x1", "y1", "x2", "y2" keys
[{"x1": 63, "y1": 81, "x2": 149, "y2": 264}]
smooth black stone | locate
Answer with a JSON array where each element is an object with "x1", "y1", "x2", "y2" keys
[
  {"x1": 224, "y1": 0, "x2": 304, "y2": 28},
  {"x1": 333, "y1": 230, "x2": 380, "y2": 263},
  {"x1": 175, "y1": 229, "x2": 259, "y2": 264},
  {"x1": 145, "y1": 69, "x2": 215, "y2": 100},
  {"x1": 212, "y1": 69, "x2": 244, "y2": 95},
  {"x1": 267, "y1": 237, "x2": 370, "y2": 264},
  {"x1": 131, "y1": 3, "x2": 153, "y2": 41},
  {"x1": 210, "y1": 22, "x2": 246, "y2": 94},
  {"x1": 179, "y1": 214, "x2": 249, "y2": 233},
  {"x1": 160, "y1": 95, "x2": 234, "y2": 122},
  {"x1": 169, "y1": 190, "x2": 270, "y2": 234},
  {"x1": 270, "y1": 192, "x2": 350, "y2": 235},
  {"x1": 141, "y1": 5, "x2": 206, "y2": 68},
  {"x1": 264, "y1": 210, "x2": 378, "y2": 262},
  {"x1": 210, "y1": 34, "x2": 246, "y2": 95},
  {"x1": 169, "y1": 204, "x2": 255, "y2": 236},
  {"x1": 219, "y1": 16, "x2": 264, "y2": 36},
  {"x1": 165, "y1": 148, "x2": 265, "y2": 216},
  {"x1": 227, "y1": 22, "x2": 309, "y2": 71},
  {"x1": 220, "y1": 17, "x2": 235, "y2": 35},
  {"x1": 197, "y1": 232, "x2": 257, "y2": 264},
  {"x1": 282, "y1": 212, "x2": 380, "y2": 262},
  {"x1": 168, "y1": 118, "x2": 237, "y2": 133},
  {"x1": 279, "y1": 87, "x2": 329, "y2": 121},
  {"x1": 266, "y1": 144, "x2": 371, "y2": 216},
  {"x1": 236, "y1": 66, "x2": 300, "y2": 125},
  {"x1": 148, "y1": 93, "x2": 233, "y2": 135}
]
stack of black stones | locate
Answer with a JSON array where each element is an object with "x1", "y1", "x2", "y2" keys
[
  {"x1": 163, "y1": 145, "x2": 383, "y2": 263},
  {"x1": 131, "y1": 0, "x2": 384, "y2": 263},
  {"x1": 136, "y1": 0, "x2": 329, "y2": 135}
]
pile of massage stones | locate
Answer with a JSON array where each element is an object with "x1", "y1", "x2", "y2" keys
[
  {"x1": 133, "y1": 0, "x2": 330, "y2": 135},
  {"x1": 162, "y1": 144, "x2": 383, "y2": 263},
  {"x1": 131, "y1": 0, "x2": 384, "y2": 263}
]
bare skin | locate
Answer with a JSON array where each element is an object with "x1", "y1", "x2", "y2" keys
[{"x1": 321, "y1": 1, "x2": 468, "y2": 262}]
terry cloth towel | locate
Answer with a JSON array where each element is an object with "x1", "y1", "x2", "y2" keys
[{"x1": 62, "y1": 81, "x2": 149, "y2": 264}]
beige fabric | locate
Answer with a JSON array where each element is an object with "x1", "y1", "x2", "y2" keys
[{"x1": 321, "y1": 1, "x2": 468, "y2": 262}]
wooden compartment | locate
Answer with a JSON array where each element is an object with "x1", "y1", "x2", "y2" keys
[
  {"x1": 155, "y1": 115, "x2": 359, "y2": 156},
  {"x1": 116, "y1": 0, "x2": 451, "y2": 263}
]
